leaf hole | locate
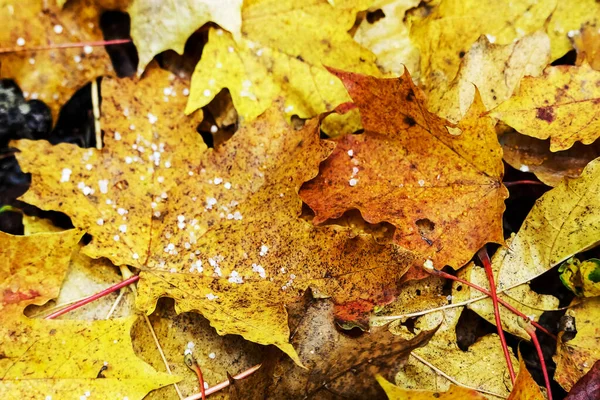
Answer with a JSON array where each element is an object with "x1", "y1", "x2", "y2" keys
[{"x1": 366, "y1": 9, "x2": 385, "y2": 24}]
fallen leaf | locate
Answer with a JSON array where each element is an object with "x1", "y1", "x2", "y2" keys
[
  {"x1": 0, "y1": 0, "x2": 114, "y2": 121},
  {"x1": 14, "y1": 63, "x2": 205, "y2": 267},
  {"x1": 128, "y1": 0, "x2": 243, "y2": 74},
  {"x1": 572, "y1": 24, "x2": 600, "y2": 71},
  {"x1": 507, "y1": 355, "x2": 545, "y2": 400},
  {"x1": 185, "y1": 0, "x2": 380, "y2": 123},
  {"x1": 491, "y1": 63, "x2": 600, "y2": 151},
  {"x1": 500, "y1": 130, "x2": 600, "y2": 187},
  {"x1": 461, "y1": 258, "x2": 558, "y2": 339},
  {"x1": 564, "y1": 360, "x2": 600, "y2": 400},
  {"x1": 427, "y1": 32, "x2": 550, "y2": 122},
  {"x1": 354, "y1": 0, "x2": 421, "y2": 78},
  {"x1": 300, "y1": 69, "x2": 507, "y2": 269},
  {"x1": 132, "y1": 299, "x2": 263, "y2": 400},
  {"x1": 243, "y1": 298, "x2": 437, "y2": 399},
  {"x1": 376, "y1": 375, "x2": 486, "y2": 399},
  {"x1": 0, "y1": 229, "x2": 177, "y2": 399},
  {"x1": 14, "y1": 67, "x2": 418, "y2": 361},
  {"x1": 545, "y1": 0, "x2": 600, "y2": 60},
  {"x1": 490, "y1": 157, "x2": 600, "y2": 302},
  {"x1": 554, "y1": 297, "x2": 600, "y2": 392},
  {"x1": 410, "y1": 0, "x2": 554, "y2": 87},
  {"x1": 559, "y1": 257, "x2": 600, "y2": 297}
]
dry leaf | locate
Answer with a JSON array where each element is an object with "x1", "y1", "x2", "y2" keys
[
  {"x1": 491, "y1": 63, "x2": 600, "y2": 151},
  {"x1": 427, "y1": 32, "x2": 550, "y2": 122},
  {"x1": 0, "y1": 0, "x2": 114, "y2": 121},
  {"x1": 244, "y1": 298, "x2": 437, "y2": 399},
  {"x1": 354, "y1": 0, "x2": 421, "y2": 78},
  {"x1": 132, "y1": 299, "x2": 263, "y2": 400},
  {"x1": 500, "y1": 130, "x2": 600, "y2": 187},
  {"x1": 491, "y1": 157, "x2": 600, "y2": 302},
  {"x1": 507, "y1": 355, "x2": 545, "y2": 400},
  {"x1": 300, "y1": 69, "x2": 507, "y2": 269},
  {"x1": 564, "y1": 360, "x2": 600, "y2": 400},
  {"x1": 572, "y1": 24, "x2": 600, "y2": 71},
  {"x1": 128, "y1": 0, "x2": 243, "y2": 74},
  {"x1": 559, "y1": 257, "x2": 600, "y2": 297},
  {"x1": 14, "y1": 63, "x2": 205, "y2": 267},
  {"x1": 376, "y1": 375, "x2": 486, "y2": 399},
  {"x1": 554, "y1": 297, "x2": 600, "y2": 392},
  {"x1": 13, "y1": 67, "x2": 418, "y2": 361},
  {"x1": 185, "y1": 0, "x2": 380, "y2": 123},
  {"x1": 545, "y1": 0, "x2": 600, "y2": 60},
  {"x1": 410, "y1": 0, "x2": 554, "y2": 87},
  {"x1": 0, "y1": 229, "x2": 177, "y2": 399}
]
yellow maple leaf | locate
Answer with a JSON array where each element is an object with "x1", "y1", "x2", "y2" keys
[
  {"x1": 0, "y1": 0, "x2": 114, "y2": 122},
  {"x1": 128, "y1": 0, "x2": 243, "y2": 74},
  {"x1": 545, "y1": 0, "x2": 600, "y2": 60},
  {"x1": 0, "y1": 229, "x2": 177, "y2": 399},
  {"x1": 354, "y1": 0, "x2": 421, "y2": 78},
  {"x1": 554, "y1": 297, "x2": 600, "y2": 392},
  {"x1": 300, "y1": 69, "x2": 507, "y2": 269},
  {"x1": 572, "y1": 24, "x2": 600, "y2": 71},
  {"x1": 14, "y1": 64, "x2": 205, "y2": 267},
  {"x1": 491, "y1": 63, "x2": 600, "y2": 151},
  {"x1": 185, "y1": 0, "x2": 380, "y2": 123},
  {"x1": 410, "y1": 0, "x2": 554, "y2": 87},
  {"x1": 376, "y1": 375, "x2": 486, "y2": 399},
  {"x1": 14, "y1": 64, "x2": 416, "y2": 362},
  {"x1": 427, "y1": 32, "x2": 550, "y2": 122}
]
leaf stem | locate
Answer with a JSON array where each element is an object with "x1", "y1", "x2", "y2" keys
[
  {"x1": 522, "y1": 322, "x2": 553, "y2": 400},
  {"x1": 44, "y1": 275, "x2": 139, "y2": 319},
  {"x1": 478, "y1": 247, "x2": 516, "y2": 384},
  {"x1": 183, "y1": 364, "x2": 262, "y2": 400},
  {"x1": 422, "y1": 266, "x2": 556, "y2": 340},
  {"x1": 0, "y1": 38, "x2": 132, "y2": 54}
]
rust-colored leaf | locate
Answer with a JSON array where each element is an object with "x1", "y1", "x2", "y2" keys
[{"x1": 300, "y1": 69, "x2": 507, "y2": 269}]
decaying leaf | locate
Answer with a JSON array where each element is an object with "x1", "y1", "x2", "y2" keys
[
  {"x1": 559, "y1": 257, "x2": 600, "y2": 297},
  {"x1": 564, "y1": 360, "x2": 600, "y2": 400},
  {"x1": 507, "y1": 356, "x2": 545, "y2": 400},
  {"x1": 354, "y1": 0, "x2": 421, "y2": 78},
  {"x1": 14, "y1": 63, "x2": 205, "y2": 267},
  {"x1": 0, "y1": 229, "x2": 177, "y2": 399},
  {"x1": 554, "y1": 297, "x2": 600, "y2": 392},
  {"x1": 427, "y1": 32, "x2": 550, "y2": 122},
  {"x1": 410, "y1": 0, "x2": 554, "y2": 87},
  {"x1": 500, "y1": 130, "x2": 600, "y2": 187},
  {"x1": 300, "y1": 69, "x2": 507, "y2": 269},
  {"x1": 545, "y1": 0, "x2": 600, "y2": 60},
  {"x1": 240, "y1": 298, "x2": 437, "y2": 399},
  {"x1": 0, "y1": 0, "x2": 114, "y2": 121},
  {"x1": 185, "y1": 0, "x2": 380, "y2": 123},
  {"x1": 132, "y1": 299, "x2": 263, "y2": 400},
  {"x1": 491, "y1": 63, "x2": 600, "y2": 151},
  {"x1": 489, "y1": 158, "x2": 600, "y2": 308},
  {"x1": 376, "y1": 375, "x2": 486, "y2": 399},
  {"x1": 128, "y1": 0, "x2": 243, "y2": 74}
]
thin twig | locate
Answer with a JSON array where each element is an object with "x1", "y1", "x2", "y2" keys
[
  {"x1": 105, "y1": 289, "x2": 126, "y2": 319},
  {"x1": 91, "y1": 79, "x2": 102, "y2": 150},
  {"x1": 478, "y1": 248, "x2": 516, "y2": 383},
  {"x1": 185, "y1": 355, "x2": 206, "y2": 400},
  {"x1": 44, "y1": 275, "x2": 139, "y2": 319},
  {"x1": 183, "y1": 364, "x2": 262, "y2": 400},
  {"x1": 522, "y1": 322, "x2": 553, "y2": 400},
  {"x1": 410, "y1": 353, "x2": 507, "y2": 399},
  {"x1": 0, "y1": 38, "x2": 131, "y2": 54}
]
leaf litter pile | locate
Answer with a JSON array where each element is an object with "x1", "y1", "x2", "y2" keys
[{"x1": 2, "y1": 1, "x2": 600, "y2": 399}]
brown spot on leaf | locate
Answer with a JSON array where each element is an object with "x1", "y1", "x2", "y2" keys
[{"x1": 536, "y1": 107, "x2": 555, "y2": 123}]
